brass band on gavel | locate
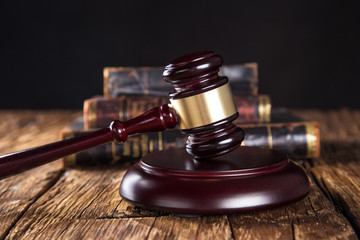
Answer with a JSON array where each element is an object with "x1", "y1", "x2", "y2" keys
[{"x1": 169, "y1": 82, "x2": 237, "y2": 129}]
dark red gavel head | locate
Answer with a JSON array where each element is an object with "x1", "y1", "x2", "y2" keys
[{"x1": 163, "y1": 51, "x2": 245, "y2": 159}]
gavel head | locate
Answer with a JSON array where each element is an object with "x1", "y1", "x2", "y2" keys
[{"x1": 163, "y1": 51, "x2": 245, "y2": 159}]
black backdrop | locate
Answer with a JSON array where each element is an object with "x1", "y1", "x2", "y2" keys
[{"x1": 1, "y1": 1, "x2": 359, "y2": 109}]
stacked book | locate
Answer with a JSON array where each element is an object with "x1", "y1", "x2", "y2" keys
[{"x1": 60, "y1": 63, "x2": 320, "y2": 167}]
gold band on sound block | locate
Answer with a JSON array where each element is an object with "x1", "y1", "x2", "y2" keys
[{"x1": 170, "y1": 83, "x2": 238, "y2": 129}]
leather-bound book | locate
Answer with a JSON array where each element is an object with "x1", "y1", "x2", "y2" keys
[
  {"x1": 103, "y1": 63, "x2": 258, "y2": 98},
  {"x1": 60, "y1": 116, "x2": 320, "y2": 167},
  {"x1": 83, "y1": 94, "x2": 271, "y2": 129}
]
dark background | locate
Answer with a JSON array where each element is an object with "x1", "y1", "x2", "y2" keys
[{"x1": 1, "y1": 1, "x2": 359, "y2": 109}]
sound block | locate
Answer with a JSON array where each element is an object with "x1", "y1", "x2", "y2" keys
[{"x1": 119, "y1": 147, "x2": 310, "y2": 214}]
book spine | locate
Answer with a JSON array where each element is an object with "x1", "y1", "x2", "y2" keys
[
  {"x1": 83, "y1": 95, "x2": 271, "y2": 129},
  {"x1": 220, "y1": 63, "x2": 258, "y2": 95},
  {"x1": 84, "y1": 96, "x2": 169, "y2": 129},
  {"x1": 234, "y1": 95, "x2": 271, "y2": 124},
  {"x1": 103, "y1": 63, "x2": 258, "y2": 98},
  {"x1": 240, "y1": 121, "x2": 320, "y2": 159},
  {"x1": 61, "y1": 130, "x2": 186, "y2": 167},
  {"x1": 61, "y1": 121, "x2": 320, "y2": 167}
]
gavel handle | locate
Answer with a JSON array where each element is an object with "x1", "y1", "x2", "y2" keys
[{"x1": 0, "y1": 104, "x2": 177, "y2": 179}]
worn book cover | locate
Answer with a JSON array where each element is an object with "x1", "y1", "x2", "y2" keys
[
  {"x1": 83, "y1": 94, "x2": 271, "y2": 129},
  {"x1": 60, "y1": 111, "x2": 319, "y2": 167},
  {"x1": 104, "y1": 63, "x2": 258, "y2": 98}
]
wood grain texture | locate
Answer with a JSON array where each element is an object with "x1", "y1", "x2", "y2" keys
[
  {"x1": 0, "y1": 110, "x2": 81, "y2": 239},
  {"x1": 228, "y1": 176, "x2": 357, "y2": 240},
  {"x1": 293, "y1": 109, "x2": 360, "y2": 236},
  {"x1": 145, "y1": 215, "x2": 233, "y2": 240},
  {"x1": 0, "y1": 109, "x2": 360, "y2": 239}
]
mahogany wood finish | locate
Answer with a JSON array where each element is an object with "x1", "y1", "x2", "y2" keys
[
  {"x1": 0, "y1": 105, "x2": 177, "y2": 179},
  {"x1": 164, "y1": 51, "x2": 244, "y2": 159},
  {"x1": 120, "y1": 147, "x2": 311, "y2": 214},
  {"x1": 119, "y1": 51, "x2": 311, "y2": 214}
]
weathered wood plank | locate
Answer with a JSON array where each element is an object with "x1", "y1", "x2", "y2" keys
[
  {"x1": 1, "y1": 109, "x2": 360, "y2": 240},
  {"x1": 293, "y1": 109, "x2": 360, "y2": 238},
  {"x1": 0, "y1": 110, "x2": 81, "y2": 154},
  {"x1": 292, "y1": 213, "x2": 357, "y2": 240},
  {"x1": 228, "y1": 172, "x2": 357, "y2": 240},
  {"x1": 5, "y1": 166, "x2": 164, "y2": 239},
  {"x1": 294, "y1": 110, "x2": 360, "y2": 224},
  {"x1": 197, "y1": 215, "x2": 233, "y2": 240},
  {"x1": 0, "y1": 110, "x2": 80, "y2": 239},
  {"x1": 147, "y1": 215, "x2": 201, "y2": 240},
  {"x1": 77, "y1": 167, "x2": 162, "y2": 219},
  {"x1": 9, "y1": 217, "x2": 156, "y2": 240},
  {"x1": 229, "y1": 214, "x2": 292, "y2": 240},
  {"x1": 59, "y1": 218, "x2": 155, "y2": 240},
  {"x1": 147, "y1": 215, "x2": 233, "y2": 240},
  {"x1": 0, "y1": 162, "x2": 63, "y2": 240},
  {"x1": 312, "y1": 164, "x2": 360, "y2": 234}
]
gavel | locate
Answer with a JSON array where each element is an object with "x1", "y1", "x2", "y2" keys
[
  {"x1": 0, "y1": 51, "x2": 310, "y2": 214},
  {"x1": 0, "y1": 51, "x2": 245, "y2": 179}
]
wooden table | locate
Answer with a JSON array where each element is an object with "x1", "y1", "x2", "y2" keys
[{"x1": 0, "y1": 109, "x2": 359, "y2": 240}]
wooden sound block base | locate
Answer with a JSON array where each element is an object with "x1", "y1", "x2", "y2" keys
[{"x1": 119, "y1": 147, "x2": 310, "y2": 215}]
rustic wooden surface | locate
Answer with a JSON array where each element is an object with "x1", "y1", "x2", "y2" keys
[{"x1": 0, "y1": 109, "x2": 359, "y2": 240}]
